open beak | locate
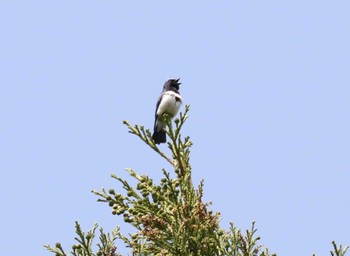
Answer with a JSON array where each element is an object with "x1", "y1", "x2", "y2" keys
[{"x1": 176, "y1": 78, "x2": 181, "y2": 85}]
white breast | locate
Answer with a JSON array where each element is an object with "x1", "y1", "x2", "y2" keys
[{"x1": 157, "y1": 91, "x2": 183, "y2": 117}]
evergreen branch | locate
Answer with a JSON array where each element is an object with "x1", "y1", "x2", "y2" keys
[
  {"x1": 45, "y1": 222, "x2": 122, "y2": 256},
  {"x1": 174, "y1": 105, "x2": 190, "y2": 140},
  {"x1": 73, "y1": 221, "x2": 96, "y2": 256},
  {"x1": 164, "y1": 105, "x2": 191, "y2": 177},
  {"x1": 46, "y1": 103, "x2": 348, "y2": 256},
  {"x1": 123, "y1": 120, "x2": 174, "y2": 166},
  {"x1": 44, "y1": 243, "x2": 67, "y2": 256},
  {"x1": 331, "y1": 241, "x2": 349, "y2": 256}
]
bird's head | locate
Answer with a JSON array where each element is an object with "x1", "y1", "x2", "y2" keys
[{"x1": 163, "y1": 78, "x2": 181, "y2": 91}]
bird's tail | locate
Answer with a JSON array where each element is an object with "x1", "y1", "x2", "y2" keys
[{"x1": 152, "y1": 130, "x2": 166, "y2": 144}]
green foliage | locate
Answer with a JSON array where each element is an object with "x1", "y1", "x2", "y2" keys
[
  {"x1": 330, "y1": 241, "x2": 349, "y2": 256},
  {"x1": 45, "y1": 105, "x2": 348, "y2": 256},
  {"x1": 44, "y1": 222, "x2": 120, "y2": 256},
  {"x1": 312, "y1": 241, "x2": 349, "y2": 256}
]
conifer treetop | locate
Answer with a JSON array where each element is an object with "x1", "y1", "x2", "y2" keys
[{"x1": 45, "y1": 105, "x2": 348, "y2": 256}]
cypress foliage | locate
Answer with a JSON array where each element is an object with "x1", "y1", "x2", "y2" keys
[{"x1": 45, "y1": 106, "x2": 348, "y2": 256}]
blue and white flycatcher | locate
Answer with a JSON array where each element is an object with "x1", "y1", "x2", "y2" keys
[{"x1": 152, "y1": 78, "x2": 183, "y2": 144}]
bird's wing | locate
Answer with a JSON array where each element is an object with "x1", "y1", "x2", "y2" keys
[{"x1": 153, "y1": 94, "x2": 163, "y2": 130}]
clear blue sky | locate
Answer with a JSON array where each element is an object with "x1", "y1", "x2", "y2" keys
[{"x1": 1, "y1": 1, "x2": 349, "y2": 255}]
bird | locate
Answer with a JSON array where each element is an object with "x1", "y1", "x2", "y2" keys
[{"x1": 152, "y1": 78, "x2": 183, "y2": 144}]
